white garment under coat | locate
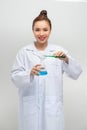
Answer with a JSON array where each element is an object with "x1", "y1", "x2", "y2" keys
[{"x1": 11, "y1": 43, "x2": 82, "y2": 130}]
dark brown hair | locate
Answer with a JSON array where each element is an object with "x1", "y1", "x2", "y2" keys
[{"x1": 32, "y1": 10, "x2": 52, "y2": 30}]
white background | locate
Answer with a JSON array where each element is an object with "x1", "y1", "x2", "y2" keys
[
  {"x1": 56, "y1": 0, "x2": 87, "y2": 2},
  {"x1": 0, "y1": 0, "x2": 87, "y2": 130}
]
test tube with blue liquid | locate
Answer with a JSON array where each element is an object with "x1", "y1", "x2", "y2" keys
[{"x1": 39, "y1": 56, "x2": 48, "y2": 76}]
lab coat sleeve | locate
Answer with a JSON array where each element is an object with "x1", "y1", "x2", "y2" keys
[
  {"x1": 11, "y1": 49, "x2": 34, "y2": 88},
  {"x1": 62, "y1": 53, "x2": 82, "y2": 80}
]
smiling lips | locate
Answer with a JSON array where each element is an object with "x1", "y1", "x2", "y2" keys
[{"x1": 38, "y1": 36, "x2": 47, "y2": 41}]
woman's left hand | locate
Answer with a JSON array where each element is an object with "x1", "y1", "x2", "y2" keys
[{"x1": 54, "y1": 51, "x2": 69, "y2": 64}]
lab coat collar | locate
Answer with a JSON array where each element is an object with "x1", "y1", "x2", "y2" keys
[{"x1": 26, "y1": 42, "x2": 57, "y2": 54}]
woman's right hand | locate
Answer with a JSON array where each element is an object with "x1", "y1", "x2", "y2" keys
[{"x1": 30, "y1": 64, "x2": 41, "y2": 76}]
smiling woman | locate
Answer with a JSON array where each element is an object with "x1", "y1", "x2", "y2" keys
[
  {"x1": 33, "y1": 20, "x2": 51, "y2": 49},
  {"x1": 32, "y1": 10, "x2": 51, "y2": 50},
  {"x1": 11, "y1": 10, "x2": 82, "y2": 130}
]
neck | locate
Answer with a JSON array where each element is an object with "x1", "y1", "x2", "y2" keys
[{"x1": 34, "y1": 42, "x2": 48, "y2": 50}]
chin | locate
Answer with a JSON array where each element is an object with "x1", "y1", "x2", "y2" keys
[{"x1": 39, "y1": 40, "x2": 48, "y2": 44}]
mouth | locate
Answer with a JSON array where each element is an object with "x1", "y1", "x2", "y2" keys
[{"x1": 38, "y1": 36, "x2": 47, "y2": 41}]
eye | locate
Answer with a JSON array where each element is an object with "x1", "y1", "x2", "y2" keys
[
  {"x1": 34, "y1": 28, "x2": 40, "y2": 31},
  {"x1": 43, "y1": 28, "x2": 48, "y2": 31}
]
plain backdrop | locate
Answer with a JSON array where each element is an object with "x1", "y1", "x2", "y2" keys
[{"x1": 0, "y1": 0, "x2": 87, "y2": 130}]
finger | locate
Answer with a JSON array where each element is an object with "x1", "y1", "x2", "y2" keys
[
  {"x1": 54, "y1": 51, "x2": 65, "y2": 57},
  {"x1": 54, "y1": 52, "x2": 66, "y2": 59},
  {"x1": 57, "y1": 51, "x2": 64, "y2": 56},
  {"x1": 32, "y1": 69, "x2": 38, "y2": 75},
  {"x1": 59, "y1": 52, "x2": 64, "y2": 56},
  {"x1": 35, "y1": 65, "x2": 41, "y2": 71},
  {"x1": 54, "y1": 51, "x2": 62, "y2": 56},
  {"x1": 35, "y1": 64, "x2": 41, "y2": 68}
]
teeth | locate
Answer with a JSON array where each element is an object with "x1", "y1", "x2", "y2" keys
[
  {"x1": 39, "y1": 37, "x2": 45, "y2": 40},
  {"x1": 40, "y1": 37, "x2": 45, "y2": 39}
]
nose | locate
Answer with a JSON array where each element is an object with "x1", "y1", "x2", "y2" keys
[{"x1": 39, "y1": 31, "x2": 44, "y2": 36}]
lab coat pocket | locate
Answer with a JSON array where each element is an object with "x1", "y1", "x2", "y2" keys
[
  {"x1": 45, "y1": 97, "x2": 63, "y2": 117},
  {"x1": 23, "y1": 96, "x2": 37, "y2": 116},
  {"x1": 23, "y1": 96, "x2": 38, "y2": 130}
]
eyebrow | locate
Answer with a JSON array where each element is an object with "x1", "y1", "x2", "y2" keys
[{"x1": 34, "y1": 27, "x2": 49, "y2": 29}]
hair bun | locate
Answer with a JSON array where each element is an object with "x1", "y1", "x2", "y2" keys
[{"x1": 40, "y1": 10, "x2": 47, "y2": 17}]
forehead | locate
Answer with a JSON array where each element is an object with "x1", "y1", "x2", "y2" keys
[{"x1": 34, "y1": 20, "x2": 50, "y2": 28}]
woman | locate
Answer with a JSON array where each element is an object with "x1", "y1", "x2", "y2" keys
[{"x1": 11, "y1": 10, "x2": 82, "y2": 130}]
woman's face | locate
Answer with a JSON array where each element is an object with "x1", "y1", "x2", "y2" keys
[{"x1": 33, "y1": 20, "x2": 51, "y2": 45}]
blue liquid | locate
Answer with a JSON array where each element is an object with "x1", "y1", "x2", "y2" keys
[{"x1": 39, "y1": 71, "x2": 48, "y2": 76}]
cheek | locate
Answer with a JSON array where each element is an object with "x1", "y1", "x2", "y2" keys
[
  {"x1": 47, "y1": 32, "x2": 51, "y2": 37},
  {"x1": 33, "y1": 32, "x2": 38, "y2": 37}
]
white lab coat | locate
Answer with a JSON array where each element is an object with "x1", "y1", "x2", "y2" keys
[{"x1": 11, "y1": 43, "x2": 82, "y2": 130}]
